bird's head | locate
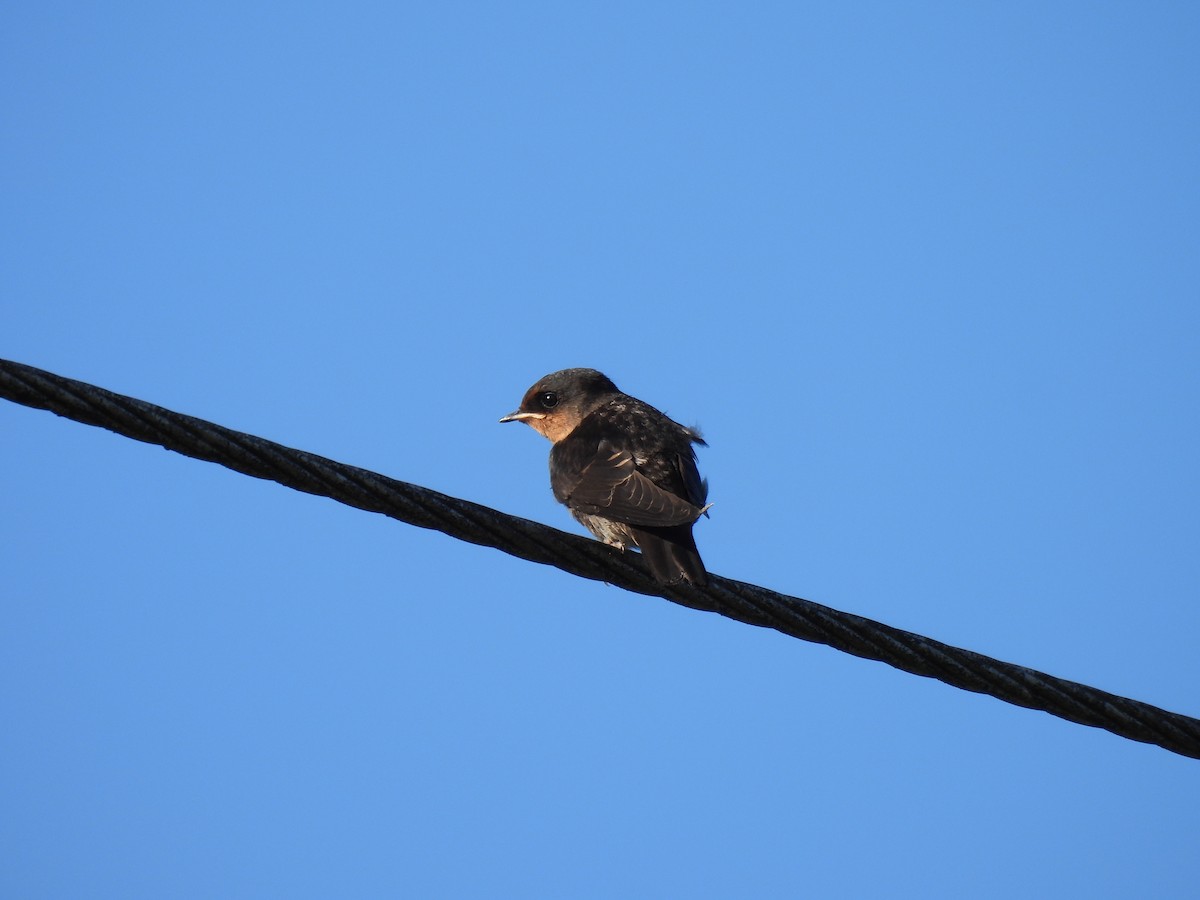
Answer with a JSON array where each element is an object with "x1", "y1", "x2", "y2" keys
[{"x1": 499, "y1": 368, "x2": 619, "y2": 443}]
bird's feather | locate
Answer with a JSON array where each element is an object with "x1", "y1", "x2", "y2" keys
[{"x1": 553, "y1": 439, "x2": 704, "y2": 528}]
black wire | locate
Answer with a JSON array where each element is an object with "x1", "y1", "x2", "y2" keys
[{"x1": 3, "y1": 357, "x2": 1198, "y2": 760}]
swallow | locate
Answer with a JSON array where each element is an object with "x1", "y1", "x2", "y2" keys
[{"x1": 500, "y1": 368, "x2": 710, "y2": 586}]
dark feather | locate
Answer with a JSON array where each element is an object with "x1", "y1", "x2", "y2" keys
[
  {"x1": 556, "y1": 440, "x2": 704, "y2": 527},
  {"x1": 632, "y1": 524, "x2": 707, "y2": 586}
]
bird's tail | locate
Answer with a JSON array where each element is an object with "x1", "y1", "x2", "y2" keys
[{"x1": 634, "y1": 525, "x2": 708, "y2": 587}]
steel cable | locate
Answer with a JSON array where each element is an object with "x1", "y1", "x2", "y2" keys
[{"x1": 3, "y1": 357, "x2": 1197, "y2": 759}]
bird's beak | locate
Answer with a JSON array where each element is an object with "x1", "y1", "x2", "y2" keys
[{"x1": 499, "y1": 410, "x2": 546, "y2": 424}]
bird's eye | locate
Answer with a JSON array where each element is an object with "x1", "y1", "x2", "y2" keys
[{"x1": 538, "y1": 391, "x2": 559, "y2": 409}]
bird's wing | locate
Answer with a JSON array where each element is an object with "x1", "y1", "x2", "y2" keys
[{"x1": 554, "y1": 440, "x2": 704, "y2": 527}]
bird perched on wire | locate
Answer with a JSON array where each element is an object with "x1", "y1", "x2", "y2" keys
[{"x1": 500, "y1": 368, "x2": 710, "y2": 586}]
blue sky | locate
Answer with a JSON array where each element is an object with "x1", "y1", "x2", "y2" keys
[{"x1": 3, "y1": 3, "x2": 1199, "y2": 897}]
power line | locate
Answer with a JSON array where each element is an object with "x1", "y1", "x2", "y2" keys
[{"x1": 3, "y1": 357, "x2": 1198, "y2": 760}]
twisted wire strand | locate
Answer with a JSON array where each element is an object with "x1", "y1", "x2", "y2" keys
[{"x1": 3, "y1": 357, "x2": 1197, "y2": 760}]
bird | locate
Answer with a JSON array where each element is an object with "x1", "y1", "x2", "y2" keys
[{"x1": 500, "y1": 368, "x2": 710, "y2": 586}]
